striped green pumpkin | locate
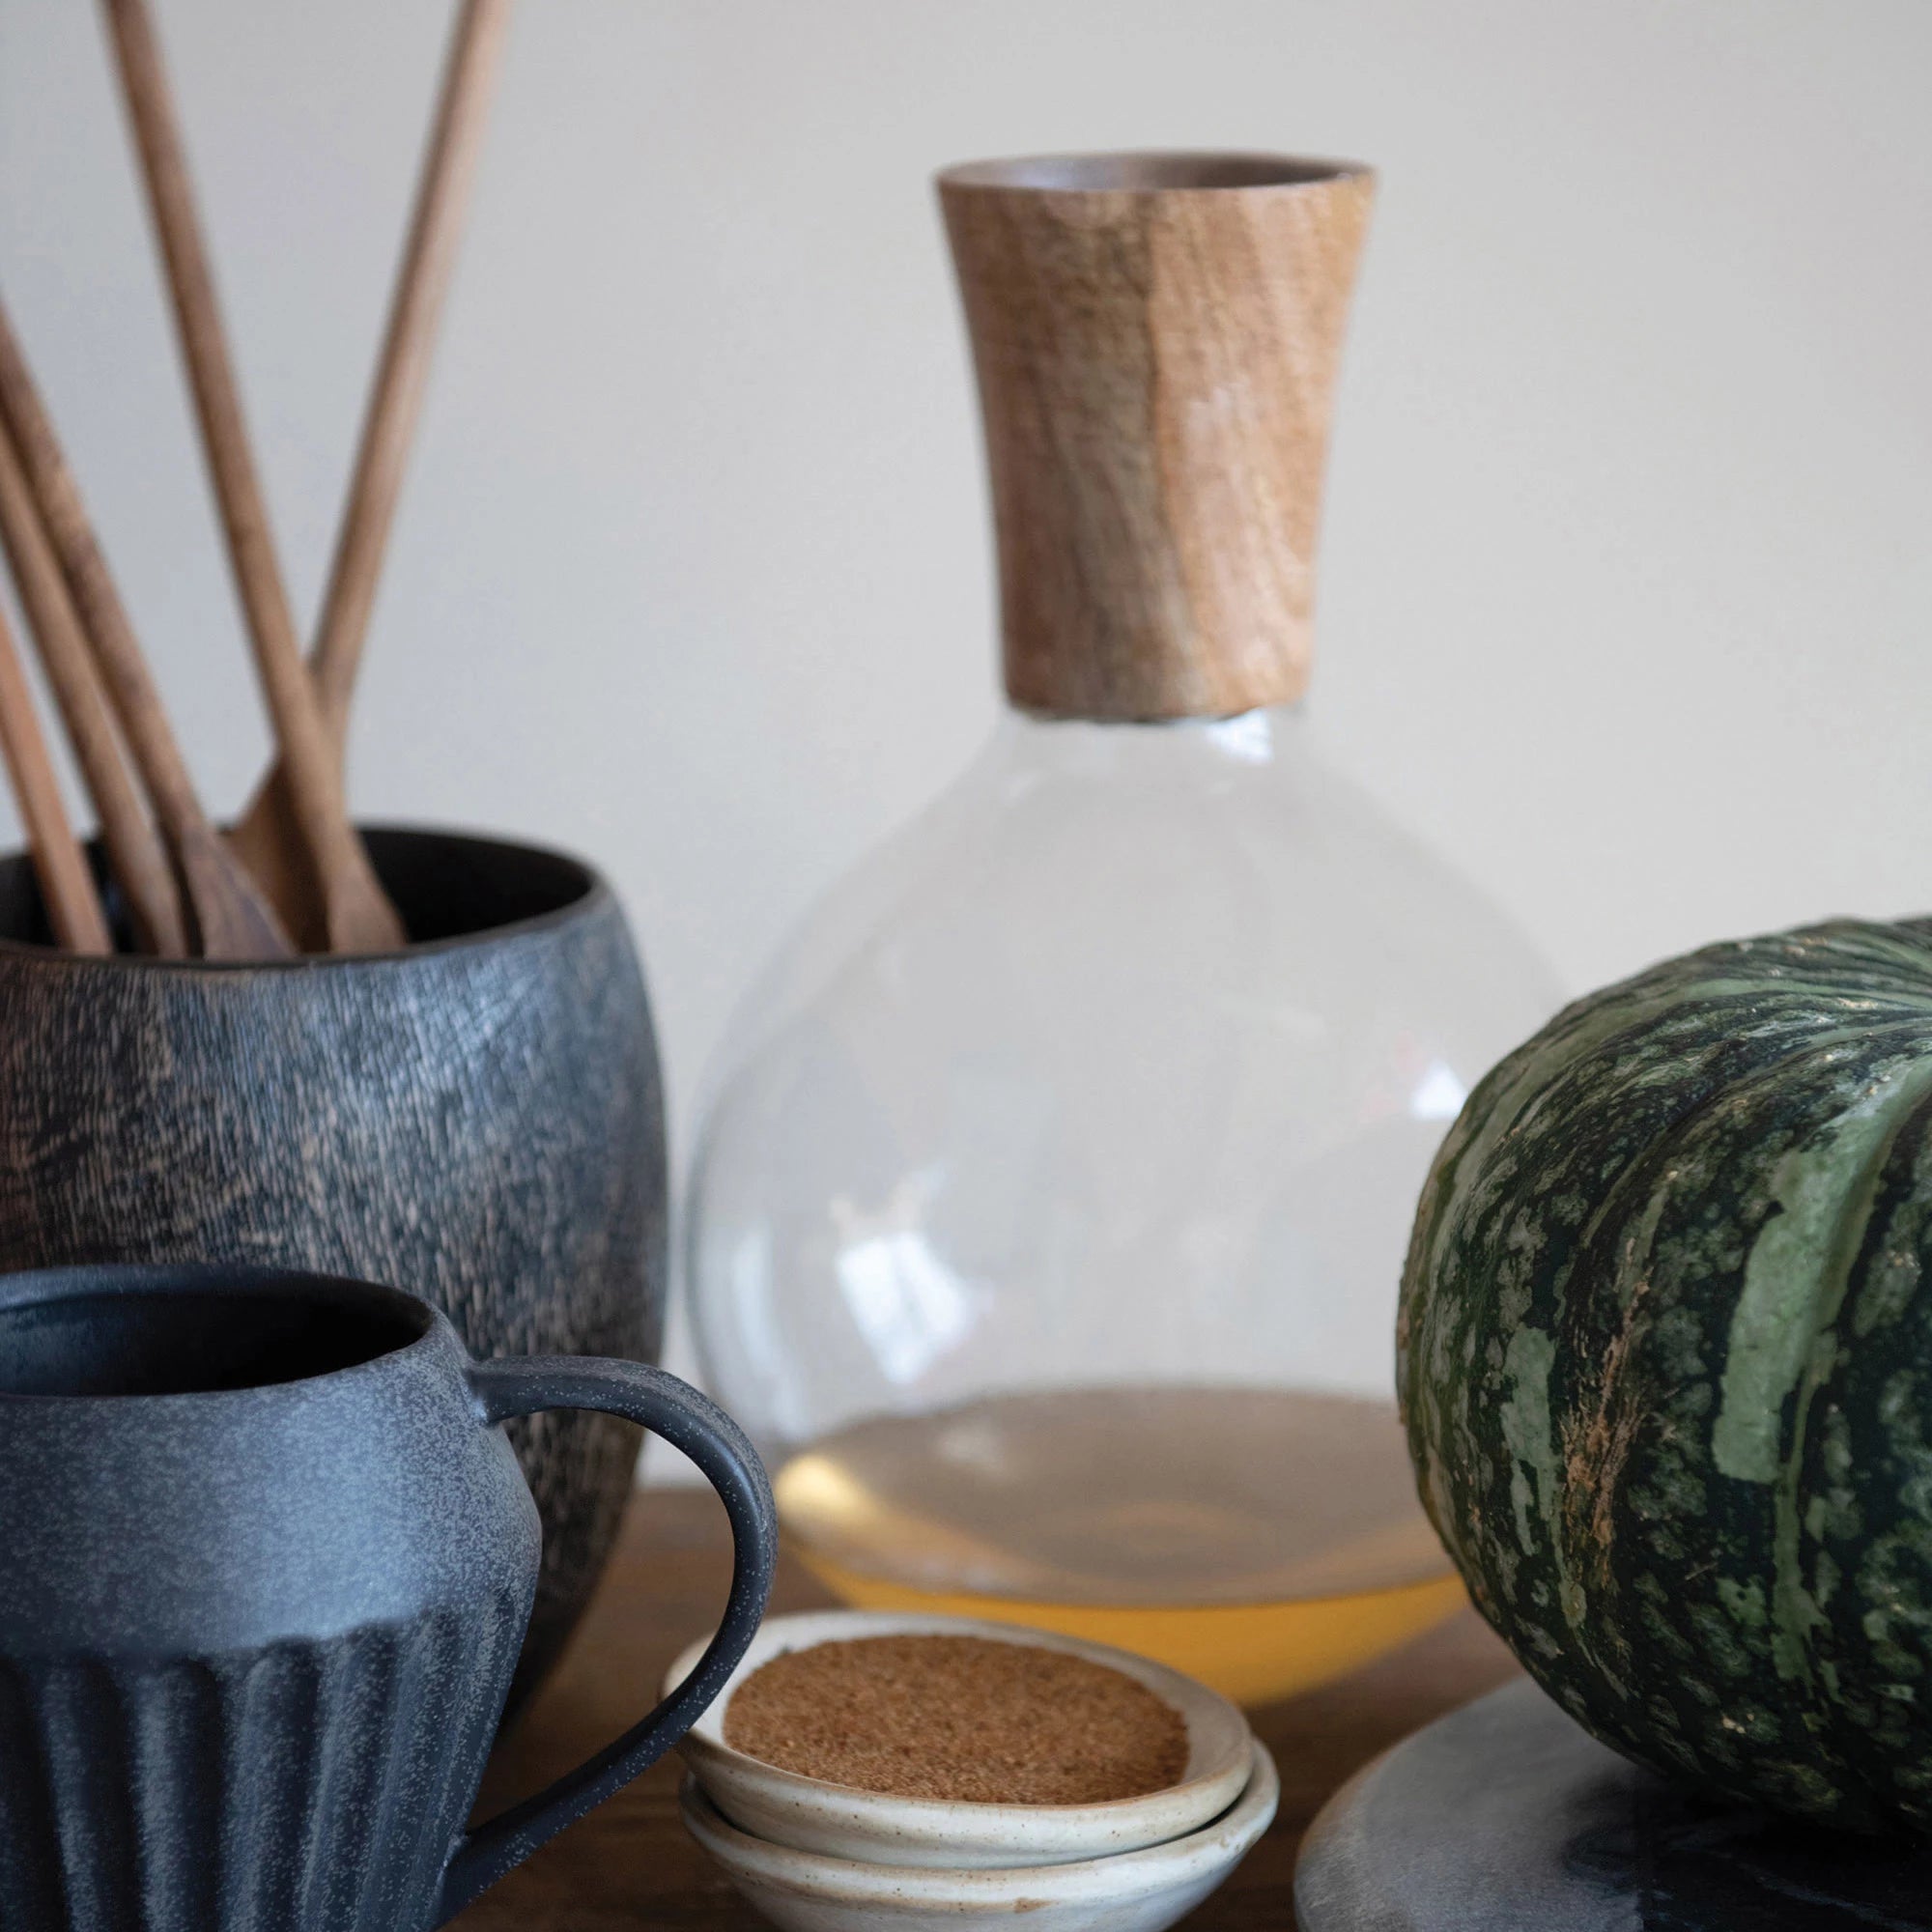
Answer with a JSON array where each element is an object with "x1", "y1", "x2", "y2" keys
[{"x1": 1399, "y1": 918, "x2": 1932, "y2": 1833}]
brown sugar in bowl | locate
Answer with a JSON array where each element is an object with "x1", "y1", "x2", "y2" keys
[
  {"x1": 664, "y1": 1610, "x2": 1255, "y2": 1870},
  {"x1": 724, "y1": 1633, "x2": 1190, "y2": 1806}
]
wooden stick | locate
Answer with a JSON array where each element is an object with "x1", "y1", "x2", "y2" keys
[
  {"x1": 0, "y1": 599, "x2": 112, "y2": 953},
  {"x1": 0, "y1": 418, "x2": 185, "y2": 954},
  {"x1": 230, "y1": 0, "x2": 512, "y2": 912},
  {"x1": 101, "y1": 0, "x2": 405, "y2": 954},
  {"x1": 0, "y1": 294, "x2": 291, "y2": 959},
  {"x1": 315, "y1": 0, "x2": 511, "y2": 737}
]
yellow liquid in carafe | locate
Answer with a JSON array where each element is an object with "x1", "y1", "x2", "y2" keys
[{"x1": 776, "y1": 1386, "x2": 1464, "y2": 1708}]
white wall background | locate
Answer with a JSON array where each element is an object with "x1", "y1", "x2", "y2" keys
[{"x1": 3, "y1": 1, "x2": 1930, "y2": 1415}]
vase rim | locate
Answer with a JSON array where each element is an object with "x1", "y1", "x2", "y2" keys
[
  {"x1": 0, "y1": 822, "x2": 613, "y2": 972},
  {"x1": 936, "y1": 151, "x2": 1373, "y2": 195}
]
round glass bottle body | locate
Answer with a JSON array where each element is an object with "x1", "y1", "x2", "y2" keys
[{"x1": 687, "y1": 705, "x2": 1560, "y2": 1701}]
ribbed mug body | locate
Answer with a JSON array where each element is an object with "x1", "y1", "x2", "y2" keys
[{"x1": 0, "y1": 1266, "x2": 539, "y2": 1932}]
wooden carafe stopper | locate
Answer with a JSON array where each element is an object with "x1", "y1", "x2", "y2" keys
[{"x1": 939, "y1": 154, "x2": 1375, "y2": 722}]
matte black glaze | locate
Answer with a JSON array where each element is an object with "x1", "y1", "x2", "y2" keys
[
  {"x1": 0, "y1": 1263, "x2": 777, "y2": 1932},
  {"x1": 0, "y1": 825, "x2": 666, "y2": 1701},
  {"x1": 1295, "y1": 1678, "x2": 1932, "y2": 1931}
]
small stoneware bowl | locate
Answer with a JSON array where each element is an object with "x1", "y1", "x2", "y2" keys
[
  {"x1": 678, "y1": 1737, "x2": 1278, "y2": 1932},
  {"x1": 664, "y1": 1608, "x2": 1253, "y2": 1869}
]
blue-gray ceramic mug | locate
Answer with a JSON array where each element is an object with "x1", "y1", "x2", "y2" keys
[{"x1": 0, "y1": 1263, "x2": 777, "y2": 1931}]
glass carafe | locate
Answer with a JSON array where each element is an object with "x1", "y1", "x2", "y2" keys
[{"x1": 686, "y1": 153, "x2": 1561, "y2": 1704}]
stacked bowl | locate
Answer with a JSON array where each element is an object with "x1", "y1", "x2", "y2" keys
[{"x1": 666, "y1": 1609, "x2": 1279, "y2": 1932}]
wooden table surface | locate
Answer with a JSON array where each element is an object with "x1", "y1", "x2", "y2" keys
[{"x1": 456, "y1": 1489, "x2": 1520, "y2": 1930}]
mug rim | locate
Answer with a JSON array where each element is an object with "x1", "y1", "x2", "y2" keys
[
  {"x1": 0, "y1": 822, "x2": 611, "y2": 974},
  {"x1": 0, "y1": 1262, "x2": 445, "y2": 1406}
]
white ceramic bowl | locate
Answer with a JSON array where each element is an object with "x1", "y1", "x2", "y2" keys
[
  {"x1": 664, "y1": 1609, "x2": 1253, "y2": 1869},
  {"x1": 679, "y1": 1737, "x2": 1279, "y2": 1932}
]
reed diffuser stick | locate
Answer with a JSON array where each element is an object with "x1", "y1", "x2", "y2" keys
[
  {"x1": 231, "y1": 0, "x2": 513, "y2": 912},
  {"x1": 0, "y1": 600, "x2": 111, "y2": 954},
  {"x1": 0, "y1": 295, "x2": 291, "y2": 959},
  {"x1": 101, "y1": 0, "x2": 406, "y2": 955},
  {"x1": 312, "y1": 0, "x2": 511, "y2": 741},
  {"x1": 0, "y1": 420, "x2": 185, "y2": 954}
]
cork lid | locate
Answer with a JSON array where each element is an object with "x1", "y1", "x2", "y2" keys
[{"x1": 938, "y1": 153, "x2": 1375, "y2": 722}]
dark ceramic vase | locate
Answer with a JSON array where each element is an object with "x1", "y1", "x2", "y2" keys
[
  {"x1": 0, "y1": 1262, "x2": 776, "y2": 1931},
  {"x1": 0, "y1": 826, "x2": 665, "y2": 1702}
]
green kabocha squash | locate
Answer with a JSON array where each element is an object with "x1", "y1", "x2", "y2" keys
[{"x1": 1399, "y1": 917, "x2": 1932, "y2": 1835}]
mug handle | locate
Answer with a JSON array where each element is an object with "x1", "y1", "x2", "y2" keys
[{"x1": 434, "y1": 1355, "x2": 778, "y2": 1926}]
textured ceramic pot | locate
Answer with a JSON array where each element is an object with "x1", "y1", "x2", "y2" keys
[
  {"x1": 0, "y1": 825, "x2": 664, "y2": 1701},
  {"x1": 0, "y1": 1262, "x2": 776, "y2": 1932}
]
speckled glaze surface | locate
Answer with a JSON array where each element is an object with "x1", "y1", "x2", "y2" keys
[
  {"x1": 0, "y1": 826, "x2": 666, "y2": 1704},
  {"x1": 1400, "y1": 918, "x2": 1932, "y2": 1834},
  {"x1": 667, "y1": 1609, "x2": 1254, "y2": 1870},
  {"x1": 0, "y1": 1263, "x2": 778, "y2": 1932}
]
